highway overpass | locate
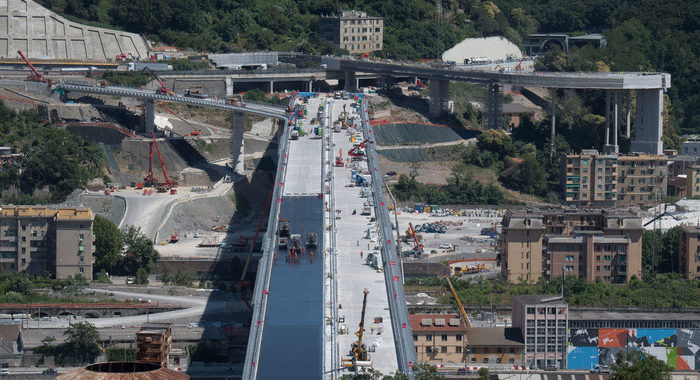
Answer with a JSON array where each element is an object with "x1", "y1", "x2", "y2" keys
[
  {"x1": 320, "y1": 56, "x2": 670, "y2": 155},
  {"x1": 55, "y1": 83, "x2": 288, "y2": 175}
]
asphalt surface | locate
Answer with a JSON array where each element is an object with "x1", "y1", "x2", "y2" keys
[{"x1": 257, "y1": 196, "x2": 324, "y2": 379}]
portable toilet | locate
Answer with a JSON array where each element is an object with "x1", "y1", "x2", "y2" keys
[
  {"x1": 424, "y1": 205, "x2": 432, "y2": 213},
  {"x1": 430, "y1": 204, "x2": 439, "y2": 212},
  {"x1": 415, "y1": 203, "x2": 424, "y2": 213}
]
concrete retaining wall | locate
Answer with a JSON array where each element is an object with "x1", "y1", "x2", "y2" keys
[{"x1": 0, "y1": 0, "x2": 150, "y2": 60}]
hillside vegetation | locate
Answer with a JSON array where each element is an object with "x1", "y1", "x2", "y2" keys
[
  {"x1": 39, "y1": 0, "x2": 697, "y2": 139},
  {"x1": 0, "y1": 102, "x2": 105, "y2": 203}
]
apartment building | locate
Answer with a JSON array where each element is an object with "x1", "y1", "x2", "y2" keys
[
  {"x1": 409, "y1": 313, "x2": 523, "y2": 366},
  {"x1": 512, "y1": 295, "x2": 568, "y2": 370},
  {"x1": 679, "y1": 224, "x2": 700, "y2": 280},
  {"x1": 320, "y1": 10, "x2": 384, "y2": 55},
  {"x1": 561, "y1": 150, "x2": 667, "y2": 208},
  {"x1": 136, "y1": 323, "x2": 172, "y2": 368},
  {"x1": 501, "y1": 209, "x2": 642, "y2": 284},
  {"x1": 686, "y1": 166, "x2": 700, "y2": 199},
  {"x1": 0, "y1": 206, "x2": 93, "y2": 279}
]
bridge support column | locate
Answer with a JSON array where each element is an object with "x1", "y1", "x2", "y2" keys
[
  {"x1": 344, "y1": 71, "x2": 357, "y2": 92},
  {"x1": 269, "y1": 81, "x2": 274, "y2": 93},
  {"x1": 631, "y1": 89, "x2": 664, "y2": 154},
  {"x1": 484, "y1": 83, "x2": 503, "y2": 129},
  {"x1": 232, "y1": 111, "x2": 245, "y2": 175},
  {"x1": 428, "y1": 79, "x2": 450, "y2": 117},
  {"x1": 613, "y1": 90, "x2": 619, "y2": 148},
  {"x1": 625, "y1": 91, "x2": 632, "y2": 138},
  {"x1": 307, "y1": 80, "x2": 313, "y2": 93},
  {"x1": 550, "y1": 89, "x2": 556, "y2": 158},
  {"x1": 603, "y1": 90, "x2": 619, "y2": 154},
  {"x1": 145, "y1": 99, "x2": 155, "y2": 134},
  {"x1": 225, "y1": 76, "x2": 234, "y2": 98},
  {"x1": 605, "y1": 91, "x2": 611, "y2": 146}
]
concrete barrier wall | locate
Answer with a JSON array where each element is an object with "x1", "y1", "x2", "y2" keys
[{"x1": 0, "y1": 0, "x2": 150, "y2": 60}]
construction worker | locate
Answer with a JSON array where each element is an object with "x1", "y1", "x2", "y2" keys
[
  {"x1": 370, "y1": 324, "x2": 374, "y2": 334},
  {"x1": 360, "y1": 250, "x2": 363, "y2": 258}
]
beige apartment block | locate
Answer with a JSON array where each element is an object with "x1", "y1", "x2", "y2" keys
[
  {"x1": 320, "y1": 10, "x2": 383, "y2": 55},
  {"x1": 679, "y1": 224, "x2": 700, "y2": 279},
  {"x1": 501, "y1": 209, "x2": 642, "y2": 284},
  {"x1": 0, "y1": 206, "x2": 93, "y2": 279}
]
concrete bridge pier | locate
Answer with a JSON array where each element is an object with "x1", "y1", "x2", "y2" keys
[
  {"x1": 484, "y1": 83, "x2": 503, "y2": 129},
  {"x1": 344, "y1": 71, "x2": 358, "y2": 92},
  {"x1": 428, "y1": 79, "x2": 450, "y2": 117},
  {"x1": 269, "y1": 81, "x2": 274, "y2": 93},
  {"x1": 602, "y1": 90, "x2": 620, "y2": 154},
  {"x1": 232, "y1": 111, "x2": 246, "y2": 175},
  {"x1": 550, "y1": 88, "x2": 556, "y2": 157},
  {"x1": 225, "y1": 76, "x2": 234, "y2": 97},
  {"x1": 145, "y1": 99, "x2": 155, "y2": 134},
  {"x1": 307, "y1": 80, "x2": 313, "y2": 92},
  {"x1": 625, "y1": 91, "x2": 632, "y2": 138},
  {"x1": 631, "y1": 89, "x2": 664, "y2": 154}
]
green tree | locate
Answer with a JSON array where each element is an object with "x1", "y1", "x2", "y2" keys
[
  {"x1": 120, "y1": 226, "x2": 160, "y2": 275},
  {"x1": 478, "y1": 367, "x2": 489, "y2": 380},
  {"x1": 134, "y1": 267, "x2": 148, "y2": 285},
  {"x1": 63, "y1": 321, "x2": 101, "y2": 364},
  {"x1": 106, "y1": 348, "x2": 136, "y2": 362},
  {"x1": 93, "y1": 215, "x2": 123, "y2": 274},
  {"x1": 611, "y1": 350, "x2": 671, "y2": 380},
  {"x1": 96, "y1": 269, "x2": 111, "y2": 284}
]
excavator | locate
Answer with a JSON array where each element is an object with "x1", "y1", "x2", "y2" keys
[
  {"x1": 143, "y1": 67, "x2": 174, "y2": 95},
  {"x1": 17, "y1": 50, "x2": 52, "y2": 87},
  {"x1": 343, "y1": 289, "x2": 370, "y2": 371},
  {"x1": 407, "y1": 222, "x2": 424, "y2": 257},
  {"x1": 444, "y1": 275, "x2": 472, "y2": 337}
]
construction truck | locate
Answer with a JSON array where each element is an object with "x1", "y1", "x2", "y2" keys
[
  {"x1": 290, "y1": 130, "x2": 299, "y2": 140},
  {"x1": 278, "y1": 236, "x2": 288, "y2": 250},
  {"x1": 279, "y1": 220, "x2": 290, "y2": 238},
  {"x1": 360, "y1": 206, "x2": 372, "y2": 216},
  {"x1": 366, "y1": 252, "x2": 383, "y2": 271},
  {"x1": 335, "y1": 149, "x2": 345, "y2": 167},
  {"x1": 184, "y1": 88, "x2": 208, "y2": 99},
  {"x1": 453, "y1": 264, "x2": 485, "y2": 276},
  {"x1": 333, "y1": 121, "x2": 342, "y2": 133},
  {"x1": 306, "y1": 232, "x2": 318, "y2": 248},
  {"x1": 290, "y1": 234, "x2": 302, "y2": 253}
]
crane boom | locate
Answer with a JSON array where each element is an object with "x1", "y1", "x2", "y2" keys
[
  {"x1": 348, "y1": 140, "x2": 368, "y2": 157},
  {"x1": 143, "y1": 67, "x2": 174, "y2": 95},
  {"x1": 444, "y1": 275, "x2": 472, "y2": 330},
  {"x1": 352, "y1": 288, "x2": 370, "y2": 362},
  {"x1": 151, "y1": 132, "x2": 173, "y2": 187},
  {"x1": 16, "y1": 50, "x2": 41, "y2": 79}
]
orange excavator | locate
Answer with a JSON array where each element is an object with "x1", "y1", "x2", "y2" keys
[
  {"x1": 17, "y1": 50, "x2": 52, "y2": 87},
  {"x1": 408, "y1": 222, "x2": 424, "y2": 257}
]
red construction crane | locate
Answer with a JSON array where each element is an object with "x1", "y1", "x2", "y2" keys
[
  {"x1": 515, "y1": 58, "x2": 524, "y2": 73},
  {"x1": 17, "y1": 50, "x2": 52, "y2": 87},
  {"x1": 143, "y1": 139, "x2": 158, "y2": 187},
  {"x1": 143, "y1": 67, "x2": 174, "y2": 95},
  {"x1": 158, "y1": 102, "x2": 201, "y2": 136},
  {"x1": 150, "y1": 132, "x2": 178, "y2": 190},
  {"x1": 348, "y1": 140, "x2": 369, "y2": 158}
]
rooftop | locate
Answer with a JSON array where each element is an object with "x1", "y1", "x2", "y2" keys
[
  {"x1": 512, "y1": 295, "x2": 566, "y2": 305},
  {"x1": 409, "y1": 313, "x2": 466, "y2": 333},
  {"x1": 466, "y1": 327, "x2": 524, "y2": 346},
  {"x1": 569, "y1": 310, "x2": 700, "y2": 322},
  {"x1": 0, "y1": 206, "x2": 93, "y2": 221}
]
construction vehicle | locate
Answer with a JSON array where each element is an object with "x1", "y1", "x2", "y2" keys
[
  {"x1": 407, "y1": 222, "x2": 424, "y2": 257},
  {"x1": 144, "y1": 132, "x2": 178, "y2": 190},
  {"x1": 290, "y1": 234, "x2": 302, "y2": 254},
  {"x1": 170, "y1": 234, "x2": 179, "y2": 243},
  {"x1": 444, "y1": 275, "x2": 472, "y2": 331},
  {"x1": 279, "y1": 220, "x2": 290, "y2": 238},
  {"x1": 360, "y1": 206, "x2": 371, "y2": 216},
  {"x1": 366, "y1": 252, "x2": 383, "y2": 271},
  {"x1": 278, "y1": 236, "x2": 288, "y2": 250},
  {"x1": 306, "y1": 232, "x2": 318, "y2": 248},
  {"x1": 17, "y1": 50, "x2": 52, "y2": 87},
  {"x1": 343, "y1": 289, "x2": 370, "y2": 370},
  {"x1": 184, "y1": 88, "x2": 208, "y2": 99},
  {"x1": 348, "y1": 140, "x2": 368, "y2": 158},
  {"x1": 290, "y1": 129, "x2": 299, "y2": 140},
  {"x1": 335, "y1": 149, "x2": 345, "y2": 167},
  {"x1": 452, "y1": 263, "x2": 485, "y2": 276},
  {"x1": 142, "y1": 67, "x2": 174, "y2": 95},
  {"x1": 341, "y1": 105, "x2": 349, "y2": 129},
  {"x1": 333, "y1": 120, "x2": 341, "y2": 133}
]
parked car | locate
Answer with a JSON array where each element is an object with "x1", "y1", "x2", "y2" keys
[
  {"x1": 590, "y1": 365, "x2": 612, "y2": 374},
  {"x1": 42, "y1": 368, "x2": 58, "y2": 375}
]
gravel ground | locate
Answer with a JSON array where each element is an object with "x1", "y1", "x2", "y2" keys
[
  {"x1": 373, "y1": 123, "x2": 478, "y2": 146},
  {"x1": 160, "y1": 193, "x2": 237, "y2": 235},
  {"x1": 54, "y1": 190, "x2": 126, "y2": 225}
]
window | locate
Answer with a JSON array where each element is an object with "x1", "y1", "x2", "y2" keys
[
  {"x1": 441, "y1": 346, "x2": 447, "y2": 353},
  {"x1": 441, "y1": 334, "x2": 448, "y2": 341},
  {"x1": 21, "y1": 236, "x2": 25, "y2": 242},
  {"x1": 497, "y1": 358, "x2": 502, "y2": 363},
  {"x1": 80, "y1": 256, "x2": 84, "y2": 262},
  {"x1": 470, "y1": 358, "x2": 476, "y2": 362},
  {"x1": 413, "y1": 334, "x2": 417, "y2": 341},
  {"x1": 456, "y1": 334, "x2": 462, "y2": 341},
  {"x1": 509, "y1": 358, "x2": 515, "y2": 363},
  {"x1": 483, "y1": 358, "x2": 489, "y2": 363},
  {"x1": 497, "y1": 347, "x2": 502, "y2": 353},
  {"x1": 79, "y1": 267, "x2": 84, "y2": 273},
  {"x1": 456, "y1": 346, "x2": 462, "y2": 353},
  {"x1": 426, "y1": 334, "x2": 432, "y2": 341},
  {"x1": 426, "y1": 347, "x2": 432, "y2": 353}
]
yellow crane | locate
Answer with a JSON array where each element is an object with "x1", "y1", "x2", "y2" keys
[
  {"x1": 444, "y1": 275, "x2": 472, "y2": 329},
  {"x1": 343, "y1": 289, "x2": 370, "y2": 369}
]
